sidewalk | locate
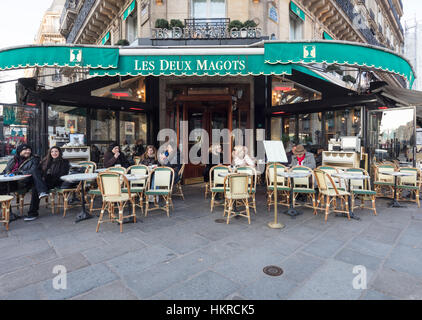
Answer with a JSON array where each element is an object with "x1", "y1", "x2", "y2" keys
[{"x1": 1, "y1": 184, "x2": 422, "y2": 300}]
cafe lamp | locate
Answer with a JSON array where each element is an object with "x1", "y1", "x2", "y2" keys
[{"x1": 156, "y1": 0, "x2": 163, "y2": 5}]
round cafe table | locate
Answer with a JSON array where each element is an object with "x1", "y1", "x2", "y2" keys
[
  {"x1": 380, "y1": 171, "x2": 414, "y2": 208},
  {"x1": 0, "y1": 174, "x2": 32, "y2": 220},
  {"x1": 61, "y1": 173, "x2": 98, "y2": 223},
  {"x1": 331, "y1": 172, "x2": 370, "y2": 220},
  {"x1": 277, "y1": 171, "x2": 311, "y2": 218}
]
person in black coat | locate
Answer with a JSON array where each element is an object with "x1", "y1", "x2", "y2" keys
[
  {"x1": 0, "y1": 144, "x2": 49, "y2": 221},
  {"x1": 27, "y1": 146, "x2": 71, "y2": 219},
  {"x1": 103, "y1": 143, "x2": 130, "y2": 168}
]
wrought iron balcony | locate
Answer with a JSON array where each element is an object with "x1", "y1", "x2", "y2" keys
[
  {"x1": 182, "y1": 18, "x2": 231, "y2": 38},
  {"x1": 66, "y1": 0, "x2": 95, "y2": 43}
]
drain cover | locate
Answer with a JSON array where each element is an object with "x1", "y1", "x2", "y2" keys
[
  {"x1": 214, "y1": 219, "x2": 226, "y2": 223},
  {"x1": 263, "y1": 265, "x2": 283, "y2": 276}
]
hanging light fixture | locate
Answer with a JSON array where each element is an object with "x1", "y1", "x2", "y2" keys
[
  {"x1": 156, "y1": 0, "x2": 163, "y2": 5},
  {"x1": 253, "y1": 0, "x2": 260, "y2": 3}
]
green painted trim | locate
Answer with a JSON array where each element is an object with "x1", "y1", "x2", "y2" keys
[
  {"x1": 123, "y1": 0, "x2": 136, "y2": 21},
  {"x1": 101, "y1": 32, "x2": 110, "y2": 45},
  {"x1": 323, "y1": 32, "x2": 333, "y2": 40},
  {"x1": 290, "y1": 1, "x2": 305, "y2": 21}
]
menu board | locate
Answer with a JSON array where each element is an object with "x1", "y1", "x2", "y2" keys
[{"x1": 263, "y1": 140, "x2": 287, "y2": 163}]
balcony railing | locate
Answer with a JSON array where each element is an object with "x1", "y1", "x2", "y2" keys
[
  {"x1": 66, "y1": 0, "x2": 95, "y2": 43},
  {"x1": 183, "y1": 18, "x2": 231, "y2": 38}
]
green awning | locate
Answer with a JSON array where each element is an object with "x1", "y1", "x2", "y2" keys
[
  {"x1": 101, "y1": 32, "x2": 110, "y2": 45},
  {"x1": 90, "y1": 54, "x2": 292, "y2": 77},
  {"x1": 264, "y1": 41, "x2": 415, "y2": 88},
  {"x1": 123, "y1": 0, "x2": 136, "y2": 21},
  {"x1": 290, "y1": 1, "x2": 305, "y2": 21},
  {"x1": 0, "y1": 45, "x2": 119, "y2": 70}
]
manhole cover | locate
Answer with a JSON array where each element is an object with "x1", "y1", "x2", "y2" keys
[
  {"x1": 214, "y1": 219, "x2": 226, "y2": 223},
  {"x1": 263, "y1": 265, "x2": 283, "y2": 276}
]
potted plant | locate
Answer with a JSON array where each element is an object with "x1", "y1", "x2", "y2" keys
[
  {"x1": 228, "y1": 20, "x2": 243, "y2": 37},
  {"x1": 169, "y1": 19, "x2": 184, "y2": 28},
  {"x1": 155, "y1": 18, "x2": 169, "y2": 29},
  {"x1": 281, "y1": 134, "x2": 290, "y2": 148},
  {"x1": 243, "y1": 20, "x2": 257, "y2": 28}
]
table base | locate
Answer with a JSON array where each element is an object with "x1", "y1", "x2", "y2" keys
[
  {"x1": 335, "y1": 212, "x2": 361, "y2": 221},
  {"x1": 283, "y1": 208, "x2": 302, "y2": 218},
  {"x1": 388, "y1": 200, "x2": 407, "y2": 208},
  {"x1": 267, "y1": 222, "x2": 285, "y2": 229},
  {"x1": 75, "y1": 211, "x2": 93, "y2": 223}
]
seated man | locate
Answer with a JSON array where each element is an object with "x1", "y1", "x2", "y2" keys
[{"x1": 0, "y1": 144, "x2": 49, "y2": 221}]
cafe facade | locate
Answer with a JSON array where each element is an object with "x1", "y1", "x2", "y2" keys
[{"x1": 0, "y1": 39, "x2": 420, "y2": 181}]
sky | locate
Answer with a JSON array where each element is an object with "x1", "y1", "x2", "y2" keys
[
  {"x1": 402, "y1": 0, "x2": 422, "y2": 25},
  {"x1": 0, "y1": 0, "x2": 53, "y2": 103}
]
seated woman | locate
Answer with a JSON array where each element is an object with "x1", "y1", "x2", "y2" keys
[
  {"x1": 232, "y1": 145, "x2": 256, "y2": 168},
  {"x1": 203, "y1": 144, "x2": 223, "y2": 183},
  {"x1": 140, "y1": 145, "x2": 158, "y2": 166},
  {"x1": 27, "y1": 146, "x2": 71, "y2": 220},
  {"x1": 103, "y1": 143, "x2": 130, "y2": 168},
  {"x1": 159, "y1": 143, "x2": 182, "y2": 184}
]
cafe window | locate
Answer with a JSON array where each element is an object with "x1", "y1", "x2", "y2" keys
[
  {"x1": 48, "y1": 105, "x2": 87, "y2": 148},
  {"x1": 119, "y1": 111, "x2": 147, "y2": 149},
  {"x1": 289, "y1": 13, "x2": 303, "y2": 40},
  {"x1": 1, "y1": 104, "x2": 40, "y2": 157},
  {"x1": 126, "y1": 6, "x2": 137, "y2": 44},
  {"x1": 90, "y1": 109, "x2": 116, "y2": 142},
  {"x1": 298, "y1": 113, "x2": 322, "y2": 146},
  {"x1": 192, "y1": 0, "x2": 226, "y2": 18},
  {"x1": 325, "y1": 108, "x2": 361, "y2": 143},
  {"x1": 91, "y1": 76, "x2": 146, "y2": 103},
  {"x1": 272, "y1": 78, "x2": 321, "y2": 106}
]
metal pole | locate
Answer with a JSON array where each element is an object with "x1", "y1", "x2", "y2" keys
[{"x1": 268, "y1": 162, "x2": 284, "y2": 229}]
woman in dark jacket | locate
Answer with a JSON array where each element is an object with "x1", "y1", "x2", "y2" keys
[
  {"x1": 140, "y1": 145, "x2": 158, "y2": 166},
  {"x1": 40, "y1": 146, "x2": 71, "y2": 189},
  {"x1": 103, "y1": 143, "x2": 130, "y2": 168}
]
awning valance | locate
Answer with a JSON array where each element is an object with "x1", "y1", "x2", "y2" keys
[
  {"x1": 89, "y1": 54, "x2": 292, "y2": 77},
  {"x1": 0, "y1": 45, "x2": 119, "y2": 70},
  {"x1": 264, "y1": 41, "x2": 415, "y2": 87}
]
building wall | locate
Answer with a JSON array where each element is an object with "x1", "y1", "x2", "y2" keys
[{"x1": 404, "y1": 19, "x2": 422, "y2": 91}]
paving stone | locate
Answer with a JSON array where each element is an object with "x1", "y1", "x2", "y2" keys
[
  {"x1": 149, "y1": 231, "x2": 211, "y2": 255},
  {"x1": 239, "y1": 275, "x2": 297, "y2": 299},
  {"x1": 0, "y1": 283, "x2": 44, "y2": 300},
  {"x1": 48, "y1": 231, "x2": 108, "y2": 256},
  {"x1": 361, "y1": 289, "x2": 396, "y2": 300},
  {"x1": 345, "y1": 237, "x2": 394, "y2": 259},
  {"x1": 334, "y1": 248, "x2": 382, "y2": 271},
  {"x1": 302, "y1": 235, "x2": 346, "y2": 259},
  {"x1": 163, "y1": 271, "x2": 240, "y2": 300},
  {"x1": 360, "y1": 224, "x2": 402, "y2": 245},
  {"x1": 121, "y1": 249, "x2": 220, "y2": 299},
  {"x1": 384, "y1": 245, "x2": 422, "y2": 278},
  {"x1": 211, "y1": 246, "x2": 287, "y2": 285},
  {"x1": 371, "y1": 268, "x2": 422, "y2": 299},
  {"x1": 106, "y1": 245, "x2": 177, "y2": 277},
  {"x1": 41, "y1": 263, "x2": 118, "y2": 300},
  {"x1": 192, "y1": 240, "x2": 248, "y2": 264},
  {"x1": 81, "y1": 239, "x2": 146, "y2": 264},
  {"x1": 71, "y1": 280, "x2": 138, "y2": 300},
  {"x1": 280, "y1": 225, "x2": 323, "y2": 243},
  {"x1": 279, "y1": 252, "x2": 325, "y2": 284},
  {"x1": 0, "y1": 253, "x2": 90, "y2": 292},
  {"x1": 0, "y1": 239, "x2": 51, "y2": 262},
  {"x1": 288, "y1": 259, "x2": 374, "y2": 300},
  {"x1": 256, "y1": 234, "x2": 304, "y2": 257}
]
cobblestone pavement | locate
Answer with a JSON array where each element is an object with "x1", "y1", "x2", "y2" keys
[{"x1": 1, "y1": 184, "x2": 422, "y2": 300}]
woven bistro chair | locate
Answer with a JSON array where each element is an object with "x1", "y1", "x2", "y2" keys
[
  {"x1": 317, "y1": 166, "x2": 345, "y2": 190},
  {"x1": 54, "y1": 165, "x2": 90, "y2": 217},
  {"x1": 0, "y1": 160, "x2": 8, "y2": 173},
  {"x1": 236, "y1": 166, "x2": 257, "y2": 214},
  {"x1": 290, "y1": 166, "x2": 317, "y2": 215},
  {"x1": 144, "y1": 166, "x2": 175, "y2": 217},
  {"x1": 0, "y1": 195, "x2": 13, "y2": 231},
  {"x1": 345, "y1": 168, "x2": 377, "y2": 216},
  {"x1": 265, "y1": 163, "x2": 290, "y2": 212},
  {"x1": 96, "y1": 171, "x2": 137, "y2": 233},
  {"x1": 314, "y1": 169, "x2": 351, "y2": 222},
  {"x1": 223, "y1": 173, "x2": 253, "y2": 224},
  {"x1": 124, "y1": 165, "x2": 149, "y2": 214},
  {"x1": 396, "y1": 167, "x2": 420, "y2": 208},
  {"x1": 108, "y1": 166, "x2": 127, "y2": 174},
  {"x1": 209, "y1": 165, "x2": 231, "y2": 212},
  {"x1": 373, "y1": 164, "x2": 395, "y2": 198},
  {"x1": 173, "y1": 164, "x2": 185, "y2": 200}
]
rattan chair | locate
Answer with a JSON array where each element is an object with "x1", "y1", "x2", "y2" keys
[
  {"x1": 173, "y1": 164, "x2": 185, "y2": 200},
  {"x1": 236, "y1": 166, "x2": 257, "y2": 214},
  {"x1": 373, "y1": 164, "x2": 395, "y2": 198},
  {"x1": 346, "y1": 168, "x2": 377, "y2": 216},
  {"x1": 96, "y1": 171, "x2": 137, "y2": 233},
  {"x1": 314, "y1": 169, "x2": 351, "y2": 222},
  {"x1": 209, "y1": 165, "x2": 231, "y2": 212},
  {"x1": 223, "y1": 173, "x2": 253, "y2": 224},
  {"x1": 144, "y1": 166, "x2": 175, "y2": 217},
  {"x1": 265, "y1": 163, "x2": 290, "y2": 212},
  {"x1": 317, "y1": 166, "x2": 345, "y2": 190},
  {"x1": 108, "y1": 166, "x2": 127, "y2": 174},
  {"x1": 124, "y1": 165, "x2": 149, "y2": 214},
  {"x1": 289, "y1": 166, "x2": 317, "y2": 215},
  {"x1": 396, "y1": 167, "x2": 420, "y2": 207},
  {"x1": 0, "y1": 195, "x2": 13, "y2": 231}
]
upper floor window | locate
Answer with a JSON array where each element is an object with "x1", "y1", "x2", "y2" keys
[
  {"x1": 192, "y1": 0, "x2": 226, "y2": 19},
  {"x1": 289, "y1": 13, "x2": 303, "y2": 40}
]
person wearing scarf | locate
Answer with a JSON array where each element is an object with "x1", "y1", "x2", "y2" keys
[
  {"x1": 290, "y1": 144, "x2": 316, "y2": 169},
  {"x1": 1, "y1": 144, "x2": 49, "y2": 221}
]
